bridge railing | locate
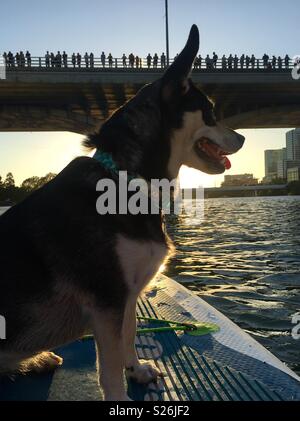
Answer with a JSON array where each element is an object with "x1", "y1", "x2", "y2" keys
[{"x1": 2, "y1": 55, "x2": 298, "y2": 71}]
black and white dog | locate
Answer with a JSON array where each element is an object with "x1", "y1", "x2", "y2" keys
[{"x1": 0, "y1": 25, "x2": 244, "y2": 400}]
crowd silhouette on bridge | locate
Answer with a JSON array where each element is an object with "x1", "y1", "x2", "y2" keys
[
  {"x1": 2, "y1": 50, "x2": 297, "y2": 70},
  {"x1": 193, "y1": 52, "x2": 293, "y2": 70}
]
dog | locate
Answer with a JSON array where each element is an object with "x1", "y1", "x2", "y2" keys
[{"x1": 0, "y1": 25, "x2": 244, "y2": 401}]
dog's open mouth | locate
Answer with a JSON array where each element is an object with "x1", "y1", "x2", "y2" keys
[{"x1": 195, "y1": 137, "x2": 232, "y2": 170}]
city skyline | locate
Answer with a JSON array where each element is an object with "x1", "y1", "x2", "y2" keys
[
  {"x1": 1, "y1": 0, "x2": 300, "y2": 187},
  {"x1": 264, "y1": 128, "x2": 300, "y2": 184}
]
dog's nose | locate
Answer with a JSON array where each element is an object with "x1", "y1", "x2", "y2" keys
[{"x1": 237, "y1": 133, "x2": 245, "y2": 146}]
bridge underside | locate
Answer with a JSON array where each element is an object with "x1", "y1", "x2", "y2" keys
[
  {"x1": 0, "y1": 105, "x2": 97, "y2": 133},
  {"x1": 0, "y1": 69, "x2": 299, "y2": 133}
]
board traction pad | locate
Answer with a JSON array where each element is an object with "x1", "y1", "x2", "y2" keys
[{"x1": 1, "y1": 276, "x2": 300, "y2": 401}]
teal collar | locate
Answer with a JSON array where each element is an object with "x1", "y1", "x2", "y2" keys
[
  {"x1": 93, "y1": 149, "x2": 139, "y2": 181},
  {"x1": 93, "y1": 149, "x2": 167, "y2": 212}
]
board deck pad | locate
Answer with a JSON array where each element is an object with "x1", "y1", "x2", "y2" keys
[{"x1": 1, "y1": 275, "x2": 300, "y2": 401}]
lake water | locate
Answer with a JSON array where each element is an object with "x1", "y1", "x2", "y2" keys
[
  {"x1": 1, "y1": 196, "x2": 299, "y2": 375},
  {"x1": 165, "y1": 196, "x2": 300, "y2": 376}
]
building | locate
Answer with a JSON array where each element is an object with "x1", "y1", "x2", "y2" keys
[
  {"x1": 264, "y1": 148, "x2": 287, "y2": 182},
  {"x1": 285, "y1": 129, "x2": 300, "y2": 183},
  {"x1": 277, "y1": 147, "x2": 287, "y2": 179},
  {"x1": 262, "y1": 173, "x2": 278, "y2": 184},
  {"x1": 286, "y1": 128, "x2": 300, "y2": 161},
  {"x1": 287, "y1": 159, "x2": 300, "y2": 170},
  {"x1": 222, "y1": 174, "x2": 258, "y2": 187},
  {"x1": 287, "y1": 167, "x2": 300, "y2": 183},
  {"x1": 262, "y1": 129, "x2": 300, "y2": 183}
]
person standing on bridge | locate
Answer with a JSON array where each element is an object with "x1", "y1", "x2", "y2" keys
[
  {"x1": 128, "y1": 53, "x2": 134, "y2": 68},
  {"x1": 197, "y1": 54, "x2": 202, "y2": 69},
  {"x1": 205, "y1": 54, "x2": 211, "y2": 69},
  {"x1": 146, "y1": 53, "x2": 152, "y2": 68},
  {"x1": 250, "y1": 54, "x2": 256, "y2": 69},
  {"x1": 101, "y1": 51, "x2": 106, "y2": 67},
  {"x1": 240, "y1": 54, "x2": 245, "y2": 69},
  {"x1": 227, "y1": 54, "x2": 233, "y2": 69},
  {"x1": 20, "y1": 51, "x2": 25, "y2": 67},
  {"x1": 221, "y1": 55, "x2": 227, "y2": 69},
  {"x1": 11, "y1": 52, "x2": 16, "y2": 67},
  {"x1": 213, "y1": 52, "x2": 218, "y2": 68},
  {"x1": 233, "y1": 54, "x2": 238, "y2": 69},
  {"x1": 76, "y1": 53, "x2": 81, "y2": 68},
  {"x1": 272, "y1": 55, "x2": 277, "y2": 69},
  {"x1": 62, "y1": 51, "x2": 68, "y2": 68},
  {"x1": 6, "y1": 52, "x2": 11, "y2": 67},
  {"x1": 56, "y1": 51, "x2": 62, "y2": 67},
  {"x1": 153, "y1": 53, "x2": 158, "y2": 68},
  {"x1": 135, "y1": 55, "x2": 140, "y2": 68},
  {"x1": 45, "y1": 51, "x2": 50, "y2": 67},
  {"x1": 160, "y1": 52, "x2": 166, "y2": 68},
  {"x1": 262, "y1": 53, "x2": 269, "y2": 68},
  {"x1": 25, "y1": 51, "x2": 31, "y2": 67},
  {"x1": 15, "y1": 52, "x2": 20, "y2": 67},
  {"x1": 277, "y1": 56, "x2": 282, "y2": 69},
  {"x1": 108, "y1": 53, "x2": 113, "y2": 68},
  {"x1": 84, "y1": 52, "x2": 89, "y2": 68},
  {"x1": 245, "y1": 55, "x2": 250, "y2": 69},
  {"x1": 71, "y1": 53, "x2": 76, "y2": 68},
  {"x1": 284, "y1": 54, "x2": 290, "y2": 68},
  {"x1": 6, "y1": 52, "x2": 12, "y2": 67},
  {"x1": 90, "y1": 53, "x2": 94, "y2": 68},
  {"x1": 122, "y1": 54, "x2": 127, "y2": 67},
  {"x1": 50, "y1": 52, "x2": 55, "y2": 67}
]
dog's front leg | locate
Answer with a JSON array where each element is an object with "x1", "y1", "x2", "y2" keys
[
  {"x1": 123, "y1": 296, "x2": 161, "y2": 384},
  {"x1": 91, "y1": 309, "x2": 129, "y2": 401}
]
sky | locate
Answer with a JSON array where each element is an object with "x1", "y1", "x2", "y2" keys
[{"x1": 0, "y1": 0, "x2": 300, "y2": 187}]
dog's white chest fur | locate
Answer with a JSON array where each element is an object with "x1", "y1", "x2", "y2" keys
[{"x1": 116, "y1": 234, "x2": 168, "y2": 293}]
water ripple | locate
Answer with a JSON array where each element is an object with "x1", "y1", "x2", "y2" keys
[{"x1": 165, "y1": 196, "x2": 300, "y2": 375}]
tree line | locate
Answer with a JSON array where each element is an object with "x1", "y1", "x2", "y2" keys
[
  {"x1": 1, "y1": 171, "x2": 299, "y2": 205},
  {"x1": 0, "y1": 172, "x2": 56, "y2": 204}
]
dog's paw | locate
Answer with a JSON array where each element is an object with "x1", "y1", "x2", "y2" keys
[
  {"x1": 41, "y1": 352, "x2": 64, "y2": 371},
  {"x1": 126, "y1": 360, "x2": 161, "y2": 384},
  {"x1": 20, "y1": 351, "x2": 63, "y2": 374}
]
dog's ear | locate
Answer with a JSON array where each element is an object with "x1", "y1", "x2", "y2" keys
[{"x1": 162, "y1": 24, "x2": 199, "y2": 101}]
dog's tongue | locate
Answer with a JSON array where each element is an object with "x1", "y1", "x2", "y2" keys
[
  {"x1": 201, "y1": 140, "x2": 231, "y2": 170},
  {"x1": 222, "y1": 156, "x2": 231, "y2": 170}
]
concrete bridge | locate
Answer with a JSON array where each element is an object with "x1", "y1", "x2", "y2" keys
[
  {"x1": 206, "y1": 184, "x2": 287, "y2": 192},
  {"x1": 204, "y1": 184, "x2": 288, "y2": 198},
  {"x1": 0, "y1": 59, "x2": 299, "y2": 134}
]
